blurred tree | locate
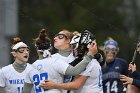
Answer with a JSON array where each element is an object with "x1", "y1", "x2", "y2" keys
[{"x1": 18, "y1": 0, "x2": 140, "y2": 71}]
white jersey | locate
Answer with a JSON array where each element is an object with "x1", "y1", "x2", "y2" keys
[
  {"x1": 52, "y1": 53, "x2": 75, "y2": 93},
  {"x1": 52, "y1": 53, "x2": 75, "y2": 64},
  {"x1": 25, "y1": 55, "x2": 70, "y2": 93},
  {"x1": 0, "y1": 63, "x2": 32, "y2": 93},
  {"x1": 74, "y1": 59, "x2": 103, "y2": 93}
]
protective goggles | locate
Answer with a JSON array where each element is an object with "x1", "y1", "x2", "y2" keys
[
  {"x1": 12, "y1": 47, "x2": 30, "y2": 53},
  {"x1": 104, "y1": 47, "x2": 118, "y2": 53},
  {"x1": 54, "y1": 34, "x2": 68, "y2": 39}
]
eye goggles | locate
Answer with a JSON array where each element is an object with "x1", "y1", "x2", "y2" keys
[
  {"x1": 12, "y1": 47, "x2": 30, "y2": 53},
  {"x1": 104, "y1": 47, "x2": 118, "y2": 53},
  {"x1": 54, "y1": 34, "x2": 68, "y2": 39}
]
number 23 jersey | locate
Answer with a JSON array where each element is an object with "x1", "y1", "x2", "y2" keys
[{"x1": 25, "y1": 56, "x2": 69, "y2": 93}]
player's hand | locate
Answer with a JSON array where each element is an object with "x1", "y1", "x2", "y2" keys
[
  {"x1": 40, "y1": 80, "x2": 57, "y2": 89},
  {"x1": 128, "y1": 63, "x2": 136, "y2": 73},
  {"x1": 120, "y1": 75, "x2": 133, "y2": 85},
  {"x1": 87, "y1": 40, "x2": 98, "y2": 56},
  {"x1": 136, "y1": 43, "x2": 140, "y2": 53}
]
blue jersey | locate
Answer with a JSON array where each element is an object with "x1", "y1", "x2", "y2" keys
[
  {"x1": 102, "y1": 58, "x2": 128, "y2": 93},
  {"x1": 132, "y1": 71, "x2": 140, "y2": 88}
]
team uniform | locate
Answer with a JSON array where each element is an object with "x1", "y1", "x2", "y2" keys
[
  {"x1": 52, "y1": 53, "x2": 75, "y2": 93},
  {"x1": 131, "y1": 71, "x2": 140, "y2": 88},
  {"x1": 0, "y1": 63, "x2": 31, "y2": 93},
  {"x1": 74, "y1": 59, "x2": 103, "y2": 93},
  {"x1": 25, "y1": 55, "x2": 73, "y2": 93},
  {"x1": 52, "y1": 53, "x2": 75, "y2": 64},
  {"x1": 102, "y1": 58, "x2": 128, "y2": 93}
]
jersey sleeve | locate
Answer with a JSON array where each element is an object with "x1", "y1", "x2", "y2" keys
[
  {"x1": 80, "y1": 60, "x2": 101, "y2": 77},
  {"x1": 24, "y1": 67, "x2": 34, "y2": 84},
  {"x1": 132, "y1": 79, "x2": 140, "y2": 88},
  {"x1": 80, "y1": 60, "x2": 95, "y2": 76},
  {"x1": 53, "y1": 58, "x2": 69, "y2": 75},
  {"x1": 0, "y1": 69, "x2": 6, "y2": 87},
  {"x1": 132, "y1": 71, "x2": 140, "y2": 80}
]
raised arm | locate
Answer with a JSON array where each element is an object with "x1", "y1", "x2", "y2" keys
[{"x1": 65, "y1": 41, "x2": 97, "y2": 76}]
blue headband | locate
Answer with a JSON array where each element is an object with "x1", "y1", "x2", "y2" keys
[{"x1": 104, "y1": 41, "x2": 118, "y2": 47}]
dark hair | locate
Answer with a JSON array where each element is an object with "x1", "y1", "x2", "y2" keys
[
  {"x1": 11, "y1": 37, "x2": 22, "y2": 48},
  {"x1": 77, "y1": 30, "x2": 96, "y2": 57},
  {"x1": 34, "y1": 29, "x2": 51, "y2": 50}
]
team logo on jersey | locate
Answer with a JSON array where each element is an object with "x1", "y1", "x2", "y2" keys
[
  {"x1": 115, "y1": 66, "x2": 119, "y2": 70},
  {"x1": 37, "y1": 64, "x2": 43, "y2": 71}
]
